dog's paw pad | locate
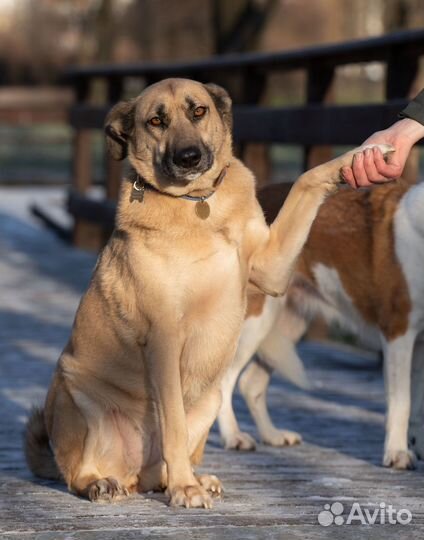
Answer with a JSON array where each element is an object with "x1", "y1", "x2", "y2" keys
[{"x1": 87, "y1": 477, "x2": 129, "y2": 503}]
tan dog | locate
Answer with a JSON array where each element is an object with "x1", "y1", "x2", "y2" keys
[
  {"x1": 219, "y1": 179, "x2": 424, "y2": 470},
  {"x1": 24, "y1": 77, "x2": 391, "y2": 508}
]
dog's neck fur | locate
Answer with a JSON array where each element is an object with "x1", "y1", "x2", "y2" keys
[
  {"x1": 137, "y1": 163, "x2": 230, "y2": 201},
  {"x1": 115, "y1": 157, "x2": 253, "y2": 237}
]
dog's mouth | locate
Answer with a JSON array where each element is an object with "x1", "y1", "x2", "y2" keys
[{"x1": 157, "y1": 145, "x2": 214, "y2": 185}]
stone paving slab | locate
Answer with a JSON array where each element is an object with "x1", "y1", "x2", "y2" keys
[{"x1": 0, "y1": 188, "x2": 423, "y2": 539}]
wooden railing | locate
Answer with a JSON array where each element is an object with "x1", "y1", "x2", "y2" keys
[{"x1": 59, "y1": 29, "x2": 424, "y2": 249}]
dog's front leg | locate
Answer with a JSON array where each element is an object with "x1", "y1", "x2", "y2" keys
[
  {"x1": 248, "y1": 144, "x2": 394, "y2": 296},
  {"x1": 145, "y1": 334, "x2": 212, "y2": 508}
]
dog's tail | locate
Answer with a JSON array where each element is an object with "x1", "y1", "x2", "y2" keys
[{"x1": 24, "y1": 407, "x2": 60, "y2": 480}]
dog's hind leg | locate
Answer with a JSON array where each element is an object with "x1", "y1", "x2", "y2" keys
[
  {"x1": 218, "y1": 296, "x2": 280, "y2": 450},
  {"x1": 409, "y1": 333, "x2": 424, "y2": 460},
  {"x1": 238, "y1": 304, "x2": 308, "y2": 447},
  {"x1": 383, "y1": 331, "x2": 416, "y2": 470},
  {"x1": 46, "y1": 374, "x2": 139, "y2": 502},
  {"x1": 239, "y1": 355, "x2": 302, "y2": 447}
]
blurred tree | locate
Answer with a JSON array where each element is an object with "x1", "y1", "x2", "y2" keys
[
  {"x1": 1, "y1": 0, "x2": 424, "y2": 85},
  {"x1": 213, "y1": 0, "x2": 277, "y2": 53}
]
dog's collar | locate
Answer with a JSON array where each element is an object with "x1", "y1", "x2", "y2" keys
[{"x1": 132, "y1": 164, "x2": 229, "y2": 203}]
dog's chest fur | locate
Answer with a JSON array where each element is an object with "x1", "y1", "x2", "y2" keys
[{"x1": 96, "y1": 163, "x2": 259, "y2": 403}]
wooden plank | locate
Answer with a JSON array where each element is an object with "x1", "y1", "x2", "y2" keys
[
  {"x1": 386, "y1": 48, "x2": 419, "y2": 100},
  {"x1": 62, "y1": 29, "x2": 424, "y2": 82},
  {"x1": 71, "y1": 129, "x2": 100, "y2": 249},
  {"x1": 69, "y1": 105, "x2": 107, "y2": 129},
  {"x1": 72, "y1": 130, "x2": 92, "y2": 193},
  {"x1": 69, "y1": 101, "x2": 411, "y2": 145},
  {"x1": 233, "y1": 101, "x2": 410, "y2": 144},
  {"x1": 1, "y1": 189, "x2": 424, "y2": 538},
  {"x1": 303, "y1": 66, "x2": 335, "y2": 171},
  {"x1": 105, "y1": 77, "x2": 125, "y2": 201},
  {"x1": 238, "y1": 68, "x2": 270, "y2": 188}
]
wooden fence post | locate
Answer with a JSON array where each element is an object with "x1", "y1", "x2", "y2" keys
[
  {"x1": 105, "y1": 76, "x2": 124, "y2": 201},
  {"x1": 71, "y1": 77, "x2": 104, "y2": 250},
  {"x1": 303, "y1": 66, "x2": 335, "y2": 170},
  {"x1": 238, "y1": 68, "x2": 270, "y2": 188}
]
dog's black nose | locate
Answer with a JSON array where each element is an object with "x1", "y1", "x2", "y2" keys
[{"x1": 173, "y1": 146, "x2": 202, "y2": 169}]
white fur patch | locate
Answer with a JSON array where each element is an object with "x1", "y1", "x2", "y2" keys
[
  {"x1": 394, "y1": 184, "x2": 424, "y2": 331},
  {"x1": 311, "y1": 263, "x2": 380, "y2": 349}
]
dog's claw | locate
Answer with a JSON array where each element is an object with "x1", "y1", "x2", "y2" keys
[
  {"x1": 196, "y1": 474, "x2": 223, "y2": 498},
  {"x1": 87, "y1": 477, "x2": 130, "y2": 503},
  {"x1": 168, "y1": 484, "x2": 213, "y2": 509}
]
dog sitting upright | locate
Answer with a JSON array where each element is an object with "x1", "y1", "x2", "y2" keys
[
  {"x1": 24, "y1": 78, "x2": 391, "y2": 508},
  {"x1": 219, "y1": 178, "x2": 424, "y2": 470}
]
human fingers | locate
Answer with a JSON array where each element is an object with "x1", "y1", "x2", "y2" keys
[
  {"x1": 373, "y1": 147, "x2": 403, "y2": 179},
  {"x1": 352, "y1": 152, "x2": 373, "y2": 187},
  {"x1": 340, "y1": 166, "x2": 358, "y2": 189},
  {"x1": 363, "y1": 147, "x2": 386, "y2": 182}
]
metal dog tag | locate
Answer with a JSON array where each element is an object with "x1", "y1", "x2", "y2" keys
[
  {"x1": 195, "y1": 200, "x2": 210, "y2": 219},
  {"x1": 131, "y1": 179, "x2": 145, "y2": 202}
]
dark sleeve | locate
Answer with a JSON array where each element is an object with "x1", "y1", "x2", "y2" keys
[{"x1": 399, "y1": 90, "x2": 424, "y2": 125}]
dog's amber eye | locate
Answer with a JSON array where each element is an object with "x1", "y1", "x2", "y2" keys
[
  {"x1": 149, "y1": 116, "x2": 162, "y2": 127},
  {"x1": 194, "y1": 106, "x2": 207, "y2": 118}
]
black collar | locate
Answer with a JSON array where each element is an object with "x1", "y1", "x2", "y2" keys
[{"x1": 131, "y1": 164, "x2": 229, "y2": 203}]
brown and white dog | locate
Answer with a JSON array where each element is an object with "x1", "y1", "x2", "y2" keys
[{"x1": 218, "y1": 178, "x2": 424, "y2": 470}]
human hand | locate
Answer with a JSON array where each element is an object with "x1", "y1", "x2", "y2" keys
[{"x1": 341, "y1": 118, "x2": 424, "y2": 188}]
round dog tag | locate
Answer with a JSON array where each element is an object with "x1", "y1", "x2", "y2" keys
[{"x1": 195, "y1": 200, "x2": 210, "y2": 219}]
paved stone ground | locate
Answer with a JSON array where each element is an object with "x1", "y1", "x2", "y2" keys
[{"x1": 1, "y1": 188, "x2": 424, "y2": 539}]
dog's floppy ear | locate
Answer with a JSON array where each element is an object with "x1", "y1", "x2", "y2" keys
[
  {"x1": 204, "y1": 83, "x2": 232, "y2": 131},
  {"x1": 104, "y1": 99, "x2": 135, "y2": 160}
]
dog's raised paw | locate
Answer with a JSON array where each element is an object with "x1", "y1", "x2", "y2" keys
[
  {"x1": 87, "y1": 477, "x2": 129, "y2": 503},
  {"x1": 383, "y1": 449, "x2": 416, "y2": 470},
  {"x1": 196, "y1": 474, "x2": 223, "y2": 498},
  {"x1": 262, "y1": 428, "x2": 302, "y2": 447},
  {"x1": 223, "y1": 431, "x2": 256, "y2": 451},
  {"x1": 359, "y1": 143, "x2": 395, "y2": 157},
  {"x1": 168, "y1": 484, "x2": 212, "y2": 509}
]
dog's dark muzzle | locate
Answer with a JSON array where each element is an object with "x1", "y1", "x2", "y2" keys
[
  {"x1": 161, "y1": 143, "x2": 213, "y2": 181},
  {"x1": 173, "y1": 146, "x2": 202, "y2": 169}
]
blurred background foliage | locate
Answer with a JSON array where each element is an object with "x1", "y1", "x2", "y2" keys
[{"x1": 1, "y1": 0, "x2": 424, "y2": 184}]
